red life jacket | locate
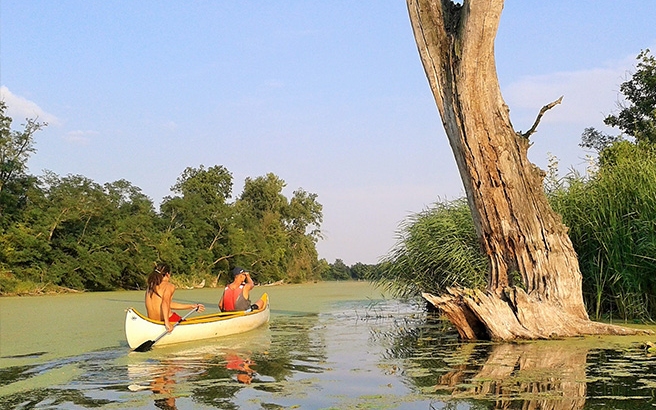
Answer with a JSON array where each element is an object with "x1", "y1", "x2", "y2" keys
[{"x1": 222, "y1": 285, "x2": 243, "y2": 311}]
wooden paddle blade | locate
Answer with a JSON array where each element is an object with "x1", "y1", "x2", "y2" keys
[{"x1": 133, "y1": 340, "x2": 155, "y2": 352}]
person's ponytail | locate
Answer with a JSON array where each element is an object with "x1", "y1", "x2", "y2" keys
[{"x1": 146, "y1": 263, "x2": 170, "y2": 295}]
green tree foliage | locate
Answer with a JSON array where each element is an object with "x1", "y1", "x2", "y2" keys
[
  {"x1": 0, "y1": 106, "x2": 325, "y2": 293},
  {"x1": 1, "y1": 173, "x2": 160, "y2": 291},
  {"x1": 0, "y1": 101, "x2": 45, "y2": 227},
  {"x1": 581, "y1": 50, "x2": 656, "y2": 149},
  {"x1": 350, "y1": 262, "x2": 376, "y2": 280},
  {"x1": 604, "y1": 50, "x2": 656, "y2": 144},
  {"x1": 171, "y1": 164, "x2": 233, "y2": 203},
  {"x1": 160, "y1": 165, "x2": 235, "y2": 277},
  {"x1": 320, "y1": 260, "x2": 380, "y2": 281},
  {"x1": 323, "y1": 259, "x2": 351, "y2": 281},
  {"x1": 555, "y1": 50, "x2": 656, "y2": 320},
  {"x1": 580, "y1": 127, "x2": 621, "y2": 153},
  {"x1": 234, "y1": 173, "x2": 289, "y2": 282},
  {"x1": 239, "y1": 173, "x2": 287, "y2": 219},
  {"x1": 284, "y1": 189, "x2": 323, "y2": 283},
  {"x1": 233, "y1": 173, "x2": 324, "y2": 284}
]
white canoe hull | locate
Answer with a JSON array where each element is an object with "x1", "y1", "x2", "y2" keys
[{"x1": 125, "y1": 293, "x2": 270, "y2": 349}]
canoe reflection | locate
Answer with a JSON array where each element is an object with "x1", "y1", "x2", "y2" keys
[{"x1": 127, "y1": 328, "x2": 271, "y2": 407}]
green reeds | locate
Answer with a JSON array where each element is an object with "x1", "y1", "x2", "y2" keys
[
  {"x1": 368, "y1": 198, "x2": 487, "y2": 299},
  {"x1": 551, "y1": 142, "x2": 656, "y2": 321}
]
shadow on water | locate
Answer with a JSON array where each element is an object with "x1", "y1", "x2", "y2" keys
[{"x1": 2, "y1": 289, "x2": 656, "y2": 409}]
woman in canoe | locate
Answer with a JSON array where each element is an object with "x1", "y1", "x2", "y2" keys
[
  {"x1": 219, "y1": 267, "x2": 265, "y2": 312},
  {"x1": 145, "y1": 263, "x2": 205, "y2": 332}
]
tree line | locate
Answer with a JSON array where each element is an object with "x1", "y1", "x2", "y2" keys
[
  {"x1": 370, "y1": 50, "x2": 656, "y2": 321},
  {"x1": 0, "y1": 103, "x2": 371, "y2": 294}
]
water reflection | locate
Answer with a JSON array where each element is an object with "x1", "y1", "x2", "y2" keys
[
  {"x1": 225, "y1": 352, "x2": 255, "y2": 384},
  {"x1": 436, "y1": 342, "x2": 587, "y2": 409},
  {"x1": 128, "y1": 361, "x2": 185, "y2": 410},
  {"x1": 383, "y1": 312, "x2": 656, "y2": 409},
  {"x1": 150, "y1": 366, "x2": 178, "y2": 410},
  {"x1": 189, "y1": 313, "x2": 328, "y2": 407},
  {"x1": 125, "y1": 324, "x2": 275, "y2": 409},
  {"x1": 2, "y1": 296, "x2": 656, "y2": 409}
]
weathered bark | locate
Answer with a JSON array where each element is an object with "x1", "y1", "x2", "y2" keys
[
  {"x1": 424, "y1": 289, "x2": 644, "y2": 340},
  {"x1": 407, "y1": 0, "x2": 647, "y2": 339}
]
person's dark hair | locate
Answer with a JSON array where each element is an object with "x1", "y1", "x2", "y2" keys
[{"x1": 147, "y1": 263, "x2": 171, "y2": 295}]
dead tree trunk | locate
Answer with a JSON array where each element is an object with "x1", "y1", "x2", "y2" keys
[{"x1": 407, "y1": 0, "x2": 646, "y2": 340}]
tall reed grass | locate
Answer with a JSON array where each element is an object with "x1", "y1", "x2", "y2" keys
[
  {"x1": 551, "y1": 142, "x2": 656, "y2": 321},
  {"x1": 368, "y1": 198, "x2": 487, "y2": 299}
]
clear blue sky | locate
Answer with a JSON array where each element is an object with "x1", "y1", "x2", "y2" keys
[{"x1": 1, "y1": 1, "x2": 654, "y2": 265}]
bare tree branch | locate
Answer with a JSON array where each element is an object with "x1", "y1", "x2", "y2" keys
[{"x1": 522, "y1": 96, "x2": 563, "y2": 139}]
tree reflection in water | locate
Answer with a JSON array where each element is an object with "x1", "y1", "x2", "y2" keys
[
  {"x1": 437, "y1": 342, "x2": 587, "y2": 409},
  {"x1": 377, "y1": 311, "x2": 656, "y2": 409}
]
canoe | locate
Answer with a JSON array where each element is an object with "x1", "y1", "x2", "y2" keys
[{"x1": 125, "y1": 293, "x2": 270, "y2": 349}]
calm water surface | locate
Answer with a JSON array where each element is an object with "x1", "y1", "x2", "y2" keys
[{"x1": 1, "y1": 281, "x2": 656, "y2": 409}]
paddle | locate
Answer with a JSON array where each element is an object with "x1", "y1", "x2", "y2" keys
[{"x1": 133, "y1": 307, "x2": 198, "y2": 352}]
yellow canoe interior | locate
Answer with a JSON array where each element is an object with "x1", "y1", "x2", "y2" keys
[{"x1": 133, "y1": 292, "x2": 268, "y2": 325}]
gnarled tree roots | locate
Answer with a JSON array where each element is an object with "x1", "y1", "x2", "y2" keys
[{"x1": 423, "y1": 287, "x2": 651, "y2": 341}]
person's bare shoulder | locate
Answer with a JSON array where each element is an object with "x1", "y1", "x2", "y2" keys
[{"x1": 161, "y1": 281, "x2": 176, "y2": 296}]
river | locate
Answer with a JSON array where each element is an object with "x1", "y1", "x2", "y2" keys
[{"x1": 1, "y1": 281, "x2": 655, "y2": 409}]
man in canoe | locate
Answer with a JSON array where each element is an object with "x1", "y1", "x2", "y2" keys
[
  {"x1": 218, "y1": 267, "x2": 265, "y2": 312},
  {"x1": 145, "y1": 263, "x2": 205, "y2": 332}
]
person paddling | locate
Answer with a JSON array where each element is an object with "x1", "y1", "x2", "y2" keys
[
  {"x1": 219, "y1": 267, "x2": 264, "y2": 312},
  {"x1": 145, "y1": 263, "x2": 205, "y2": 332}
]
